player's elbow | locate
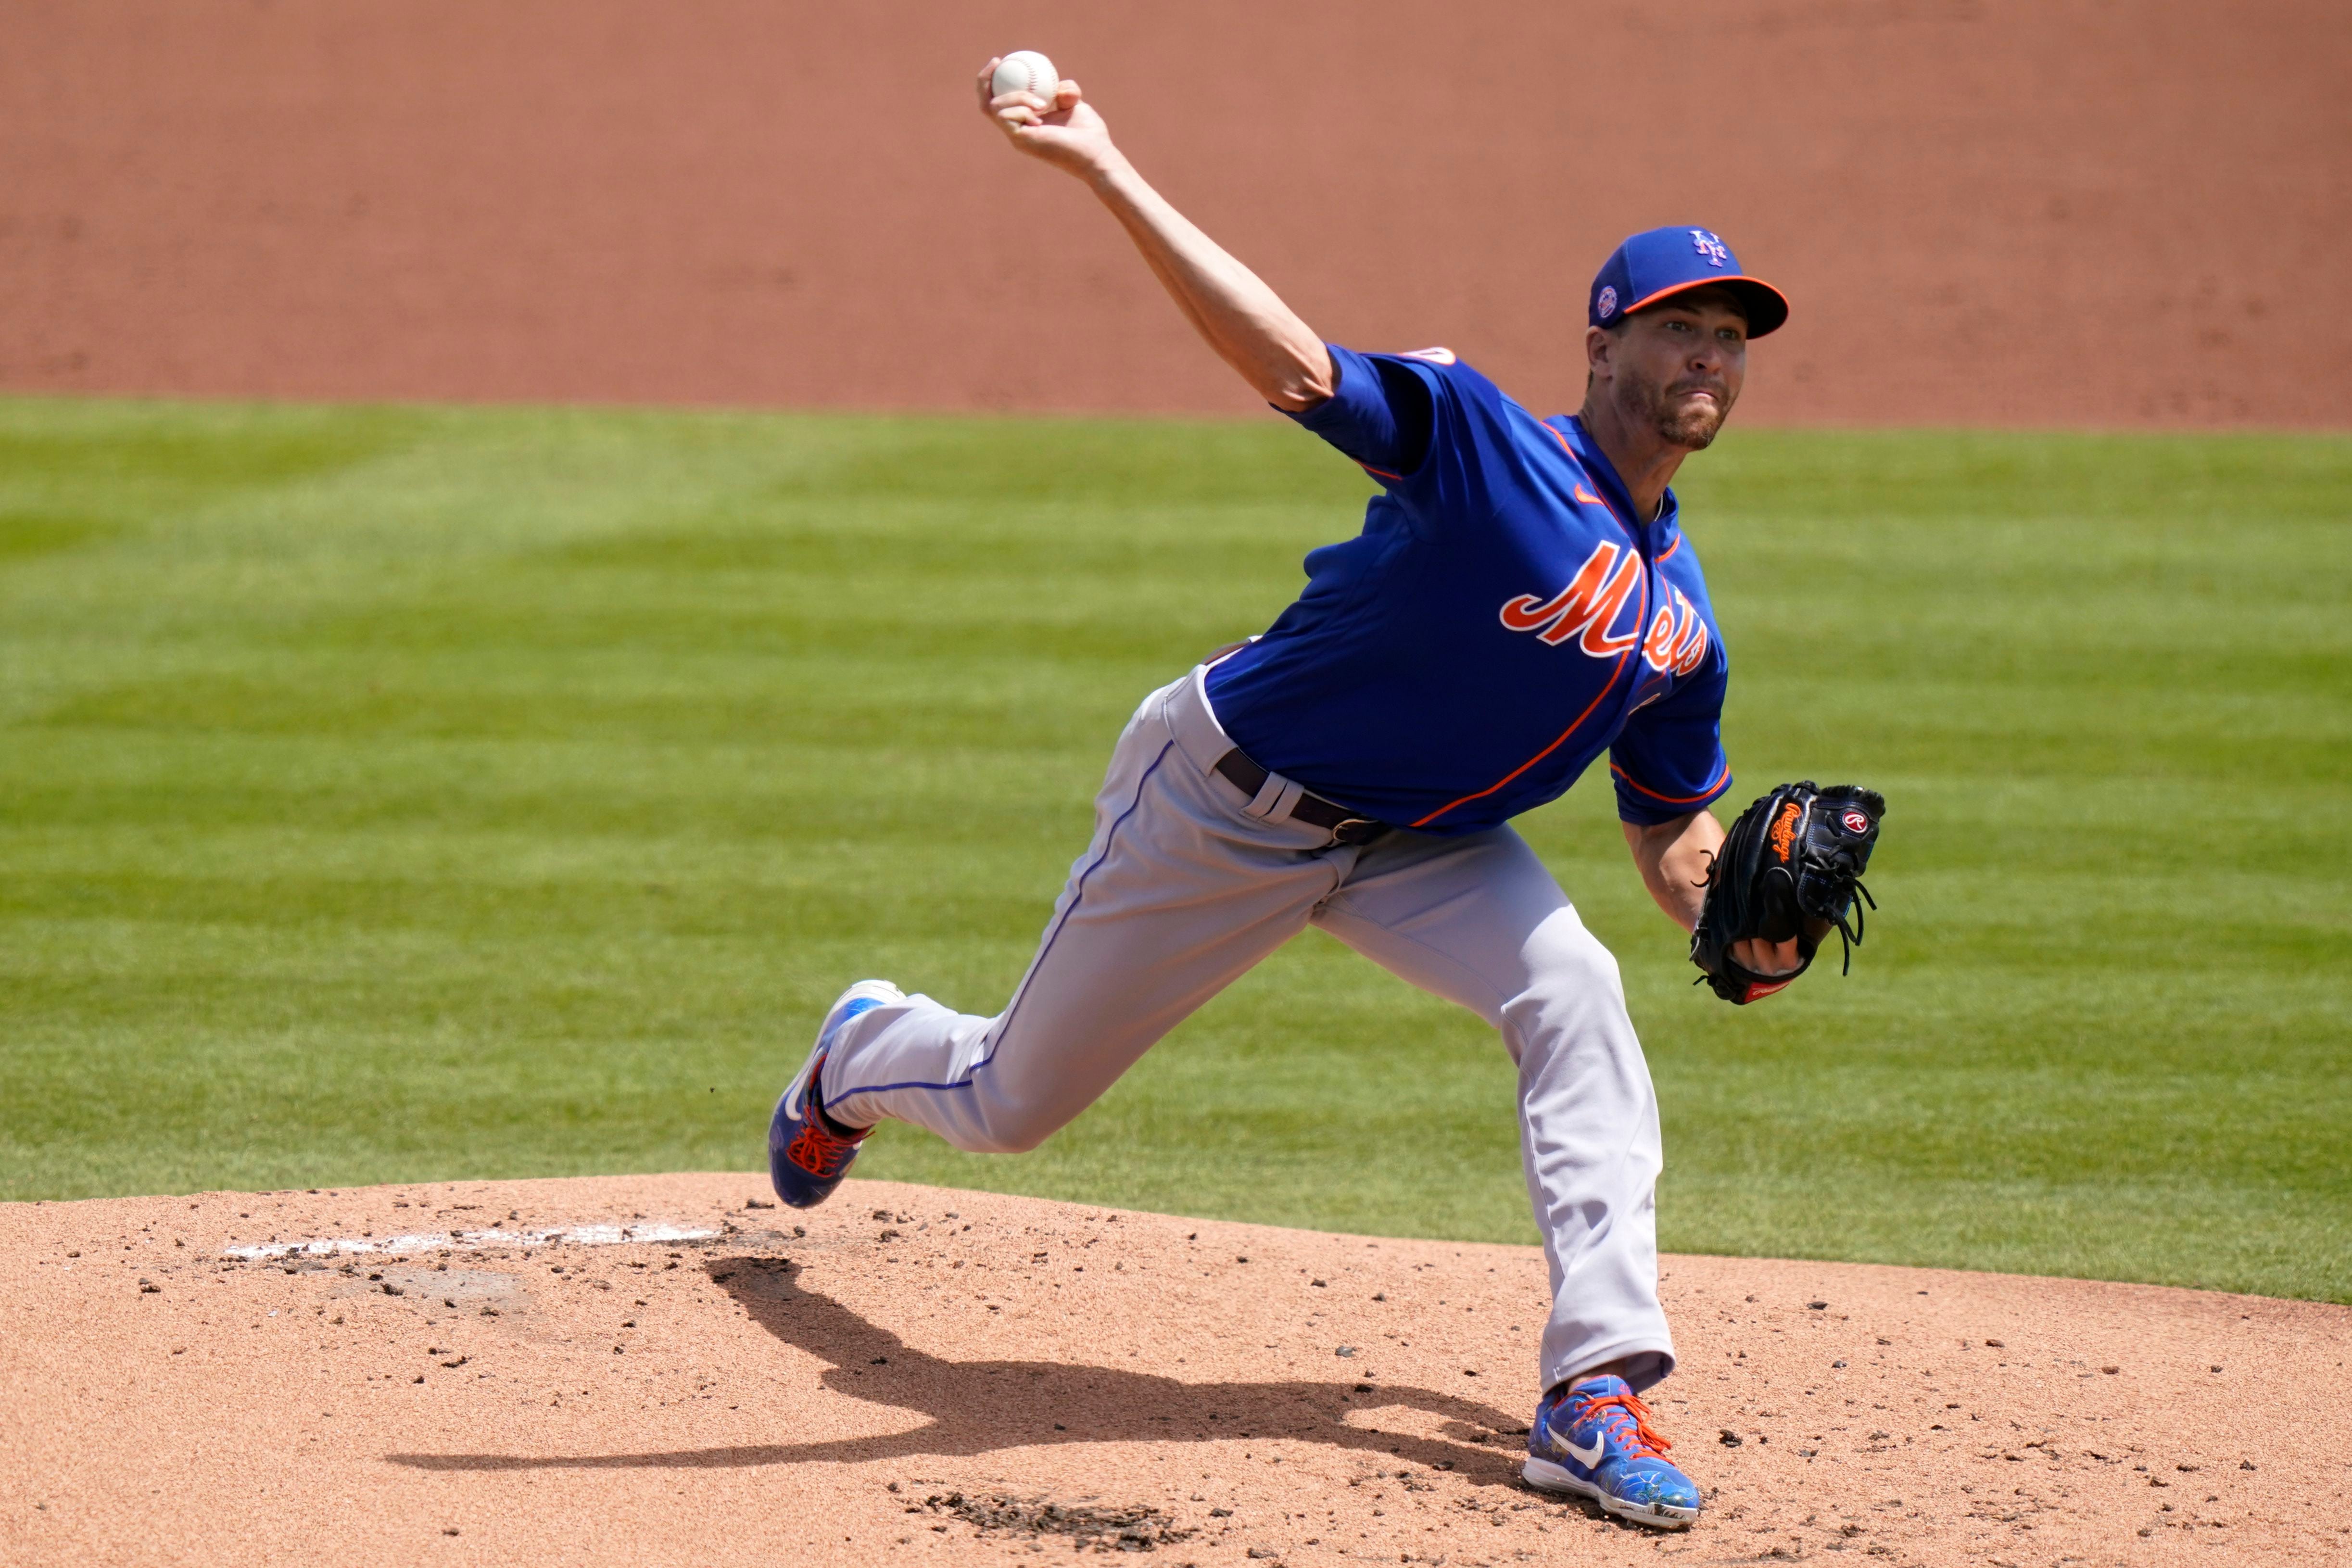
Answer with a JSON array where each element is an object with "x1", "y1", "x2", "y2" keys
[
  {"x1": 1622, "y1": 812, "x2": 1694, "y2": 867},
  {"x1": 1260, "y1": 346, "x2": 1337, "y2": 413},
  {"x1": 1264, "y1": 377, "x2": 1332, "y2": 413}
]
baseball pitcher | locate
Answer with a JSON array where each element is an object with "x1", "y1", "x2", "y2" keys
[{"x1": 766, "y1": 60, "x2": 1884, "y2": 1530}]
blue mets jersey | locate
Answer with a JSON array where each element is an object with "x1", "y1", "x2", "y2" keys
[{"x1": 1201, "y1": 343, "x2": 1733, "y2": 835}]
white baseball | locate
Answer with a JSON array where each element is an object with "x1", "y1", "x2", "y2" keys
[{"x1": 991, "y1": 50, "x2": 1060, "y2": 106}]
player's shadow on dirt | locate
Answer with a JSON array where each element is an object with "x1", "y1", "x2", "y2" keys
[{"x1": 390, "y1": 1254, "x2": 1529, "y2": 1481}]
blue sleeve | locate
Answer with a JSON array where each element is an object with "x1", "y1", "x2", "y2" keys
[
  {"x1": 1608, "y1": 658, "x2": 1734, "y2": 826},
  {"x1": 1283, "y1": 344, "x2": 1434, "y2": 478},
  {"x1": 1284, "y1": 344, "x2": 1514, "y2": 540}
]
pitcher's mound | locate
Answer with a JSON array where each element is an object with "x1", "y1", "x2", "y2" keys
[{"x1": 4, "y1": 1173, "x2": 2343, "y2": 1565}]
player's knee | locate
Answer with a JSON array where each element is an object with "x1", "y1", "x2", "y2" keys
[
  {"x1": 961, "y1": 1126, "x2": 1048, "y2": 1156},
  {"x1": 1520, "y1": 917, "x2": 1623, "y2": 1005},
  {"x1": 962, "y1": 1099, "x2": 1065, "y2": 1155}
]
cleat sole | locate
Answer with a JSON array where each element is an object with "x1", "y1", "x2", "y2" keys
[{"x1": 1523, "y1": 1457, "x2": 1698, "y2": 1530}]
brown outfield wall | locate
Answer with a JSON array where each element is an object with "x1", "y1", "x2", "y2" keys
[{"x1": 0, "y1": 1, "x2": 2345, "y2": 428}]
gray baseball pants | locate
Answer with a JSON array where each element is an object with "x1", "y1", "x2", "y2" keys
[{"x1": 820, "y1": 666, "x2": 1677, "y2": 1394}]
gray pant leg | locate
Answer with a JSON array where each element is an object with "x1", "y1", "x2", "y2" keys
[
  {"x1": 1311, "y1": 827, "x2": 1676, "y2": 1394},
  {"x1": 821, "y1": 674, "x2": 1341, "y2": 1151}
]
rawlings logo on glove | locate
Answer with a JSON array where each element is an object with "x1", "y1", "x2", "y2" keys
[{"x1": 1690, "y1": 782, "x2": 1884, "y2": 1005}]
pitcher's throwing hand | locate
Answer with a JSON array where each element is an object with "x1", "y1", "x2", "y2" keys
[{"x1": 977, "y1": 55, "x2": 1113, "y2": 177}]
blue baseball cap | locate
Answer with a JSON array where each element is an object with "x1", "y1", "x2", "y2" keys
[{"x1": 1589, "y1": 226, "x2": 1789, "y2": 337}]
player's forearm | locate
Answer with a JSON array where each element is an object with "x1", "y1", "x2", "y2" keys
[
  {"x1": 1624, "y1": 811, "x2": 1722, "y2": 934},
  {"x1": 1085, "y1": 154, "x2": 1335, "y2": 410}
]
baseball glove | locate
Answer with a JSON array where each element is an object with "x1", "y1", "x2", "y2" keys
[{"x1": 1689, "y1": 782, "x2": 1884, "y2": 1004}]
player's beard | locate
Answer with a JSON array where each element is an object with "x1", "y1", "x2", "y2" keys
[{"x1": 1626, "y1": 366, "x2": 1736, "y2": 450}]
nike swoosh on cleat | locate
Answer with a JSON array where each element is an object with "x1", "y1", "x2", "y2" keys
[{"x1": 1563, "y1": 1431, "x2": 1606, "y2": 1467}]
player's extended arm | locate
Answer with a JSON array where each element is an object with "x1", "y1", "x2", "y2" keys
[
  {"x1": 1624, "y1": 812, "x2": 1803, "y2": 977},
  {"x1": 978, "y1": 61, "x2": 1335, "y2": 411}
]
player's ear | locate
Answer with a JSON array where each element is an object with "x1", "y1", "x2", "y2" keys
[{"x1": 1585, "y1": 324, "x2": 1615, "y2": 382}]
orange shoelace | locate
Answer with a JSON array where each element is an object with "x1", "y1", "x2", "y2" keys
[
  {"x1": 787, "y1": 1113, "x2": 865, "y2": 1177},
  {"x1": 1580, "y1": 1391, "x2": 1673, "y2": 1457}
]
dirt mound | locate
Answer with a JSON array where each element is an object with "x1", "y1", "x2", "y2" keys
[
  {"x1": 1, "y1": 2, "x2": 2343, "y2": 427},
  {"x1": 3, "y1": 1173, "x2": 2345, "y2": 1565}
]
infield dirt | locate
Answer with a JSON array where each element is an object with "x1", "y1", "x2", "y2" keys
[{"x1": 6, "y1": 1174, "x2": 2346, "y2": 1566}]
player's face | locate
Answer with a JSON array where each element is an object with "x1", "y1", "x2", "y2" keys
[{"x1": 1602, "y1": 295, "x2": 1749, "y2": 450}]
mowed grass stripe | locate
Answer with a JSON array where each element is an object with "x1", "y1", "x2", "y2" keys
[{"x1": 0, "y1": 397, "x2": 2345, "y2": 1303}]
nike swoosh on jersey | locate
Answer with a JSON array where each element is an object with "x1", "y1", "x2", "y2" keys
[{"x1": 1573, "y1": 484, "x2": 1605, "y2": 506}]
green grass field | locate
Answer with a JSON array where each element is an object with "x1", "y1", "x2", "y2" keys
[{"x1": 2, "y1": 396, "x2": 2345, "y2": 1302}]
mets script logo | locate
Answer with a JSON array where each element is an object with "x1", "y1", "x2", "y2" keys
[
  {"x1": 1596, "y1": 286, "x2": 1619, "y2": 319},
  {"x1": 1840, "y1": 809, "x2": 1871, "y2": 835},
  {"x1": 1498, "y1": 541, "x2": 1710, "y2": 674},
  {"x1": 1689, "y1": 228, "x2": 1729, "y2": 268}
]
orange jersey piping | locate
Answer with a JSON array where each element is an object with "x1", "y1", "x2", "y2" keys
[
  {"x1": 1410, "y1": 649, "x2": 1634, "y2": 829},
  {"x1": 1542, "y1": 422, "x2": 1633, "y2": 535},
  {"x1": 1609, "y1": 758, "x2": 1731, "y2": 806},
  {"x1": 1401, "y1": 417, "x2": 1648, "y2": 830}
]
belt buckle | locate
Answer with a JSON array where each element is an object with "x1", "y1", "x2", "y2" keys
[{"x1": 1330, "y1": 817, "x2": 1384, "y2": 846}]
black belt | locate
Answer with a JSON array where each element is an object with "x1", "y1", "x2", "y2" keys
[{"x1": 1213, "y1": 748, "x2": 1391, "y2": 845}]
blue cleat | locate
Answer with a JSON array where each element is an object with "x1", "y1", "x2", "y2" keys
[
  {"x1": 768, "y1": 980, "x2": 902, "y2": 1209},
  {"x1": 1523, "y1": 1374, "x2": 1702, "y2": 1530}
]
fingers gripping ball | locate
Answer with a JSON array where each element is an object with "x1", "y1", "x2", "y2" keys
[
  {"x1": 1690, "y1": 783, "x2": 1885, "y2": 1005},
  {"x1": 991, "y1": 50, "x2": 1060, "y2": 104}
]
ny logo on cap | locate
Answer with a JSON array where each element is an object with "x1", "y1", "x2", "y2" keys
[{"x1": 1689, "y1": 229, "x2": 1729, "y2": 268}]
